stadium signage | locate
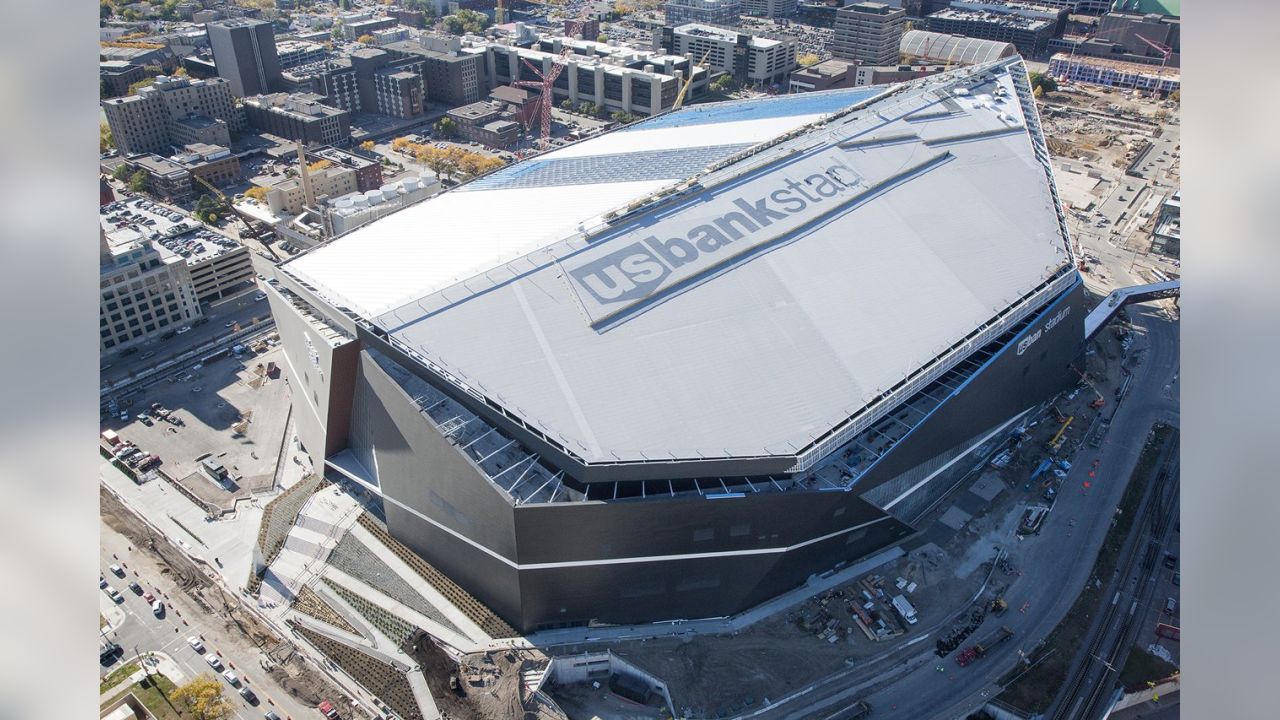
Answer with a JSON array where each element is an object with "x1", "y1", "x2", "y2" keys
[
  {"x1": 567, "y1": 161, "x2": 863, "y2": 315},
  {"x1": 1017, "y1": 305, "x2": 1071, "y2": 356}
]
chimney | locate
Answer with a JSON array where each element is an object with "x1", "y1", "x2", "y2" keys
[{"x1": 296, "y1": 141, "x2": 316, "y2": 208}]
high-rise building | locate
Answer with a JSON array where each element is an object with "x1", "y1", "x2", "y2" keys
[
  {"x1": 664, "y1": 0, "x2": 742, "y2": 27},
  {"x1": 663, "y1": 23, "x2": 798, "y2": 87},
  {"x1": 923, "y1": 2, "x2": 1068, "y2": 59},
  {"x1": 242, "y1": 93, "x2": 352, "y2": 146},
  {"x1": 101, "y1": 75, "x2": 239, "y2": 156},
  {"x1": 741, "y1": 0, "x2": 797, "y2": 19},
  {"x1": 832, "y1": 2, "x2": 907, "y2": 65},
  {"x1": 383, "y1": 35, "x2": 486, "y2": 107},
  {"x1": 99, "y1": 227, "x2": 202, "y2": 353},
  {"x1": 206, "y1": 18, "x2": 282, "y2": 97}
]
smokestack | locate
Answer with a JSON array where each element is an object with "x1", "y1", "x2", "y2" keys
[{"x1": 296, "y1": 141, "x2": 315, "y2": 208}]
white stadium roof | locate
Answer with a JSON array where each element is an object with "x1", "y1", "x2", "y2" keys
[{"x1": 284, "y1": 58, "x2": 1076, "y2": 470}]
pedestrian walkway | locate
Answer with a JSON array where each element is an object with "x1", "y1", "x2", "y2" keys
[
  {"x1": 259, "y1": 486, "x2": 364, "y2": 611},
  {"x1": 99, "y1": 652, "x2": 188, "y2": 704}
]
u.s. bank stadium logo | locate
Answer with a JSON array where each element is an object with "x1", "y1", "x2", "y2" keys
[
  {"x1": 565, "y1": 160, "x2": 864, "y2": 319},
  {"x1": 1017, "y1": 305, "x2": 1071, "y2": 355}
]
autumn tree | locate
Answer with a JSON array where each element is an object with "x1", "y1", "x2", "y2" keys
[
  {"x1": 100, "y1": 122, "x2": 115, "y2": 153},
  {"x1": 357, "y1": 34, "x2": 376, "y2": 44},
  {"x1": 169, "y1": 675, "x2": 234, "y2": 720},
  {"x1": 797, "y1": 53, "x2": 820, "y2": 67},
  {"x1": 244, "y1": 185, "x2": 269, "y2": 202},
  {"x1": 360, "y1": 140, "x2": 376, "y2": 152}
]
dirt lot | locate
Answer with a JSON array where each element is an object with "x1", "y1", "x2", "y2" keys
[
  {"x1": 112, "y1": 345, "x2": 291, "y2": 508},
  {"x1": 101, "y1": 485, "x2": 342, "y2": 709}
]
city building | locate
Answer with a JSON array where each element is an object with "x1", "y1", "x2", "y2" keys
[
  {"x1": 123, "y1": 143, "x2": 241, "y2": 203},
  {"x1": 388, "y1": 7, "x2": 427, "y2": 28},
  {"x1": 663, "y1": 23, "x2": 797, "y2": 87},
  {"x1": 323, "y1": 174, "x2": 442, "y2": 237},
  {"x1": 923, "y1": 2, "x2": 1069, "y2": 58},
  {"x1": 181, "y1": 55, "x2": 220, "y2": 79},
  {"x1": 311, "y1": 146, "x2": 385, "y2": 193},
  {"x1": 485, "y1": 41, "x2": 704, "y2": 116},
  {"x1": 101, "y1": 176, "x2": 115, "y2": 206},
  {"x1": 1054, "y1": 10, "x2": 1180, "y2": 68},
  {"x1": 100, "y1": 45, "x2": 176, "y2": 72},
  {"x1": 1047, "y1": 52, "x2": 1179, "y2": 94},
  {"x1": 206, "y1": 18, "x2": 283, "y2": 97},
  {"x1": 172, "y1": 142, "x2": 241, "y2": 188},
  {"x1": 343, "y1": 17, "x2": 398, "y2": 41},
  {"x1": 741, "y1": 0, "x2": 798, "y2": 19},
  {"x1": 308, "y1": 48, "x2": 427, "y2": 118},
  {"x1": 900, "y1": 30, "x2": 1018, "y2": 65},
  {"x1": 1109, "y1": 0, "x2": 1178, "y2": 17},
  {"x1": 100, "y1": 61, "x2": 145, "y2": 97},
  {"x1": 1149, "y1": 188, "x2": 1179, "y2": 257},
  {"x1": 101, "y1": 75, "x2": 238, "y2": 156},
  {"x1": 276, "y1": 39, "x2": 329, "y2": 69},
  {"x1": 445, "y1": 100, "x2": 523, "y2": 149},
  {"x1": 265, "y1": 58, "x2": 1085, "y2": 632},
  {"x1": 788, "y1": 59, "x2": 856, "y2": 93},
  {"x1": 489, "y1": 85, "x2": 542, "y2": 129},
  {"x1": 832, "y1": 2, "x2": 908, "y2": 65},
  {"x1": 184, "y1": 236, "x2": 256, "y2": 302},
  {"x1": 99, "y1": 227, "x2": 202, "y2": 352},
  {"x1": 242, "y1": 93, "x2": 352, "y2": 146},
  {"x1": 383, "y1": 35, "x2": 486, "y2": 107},
  {"x1": 262, "y1": 164, "x2": 360, "y2": 216},
  {"x1": 664, "y1": 0, "x2": 742, "y2": 27}
]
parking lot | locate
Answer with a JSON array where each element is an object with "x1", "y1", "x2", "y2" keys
[{"x1": 108, "y1": 344, "x2": 292, "y2": 508}]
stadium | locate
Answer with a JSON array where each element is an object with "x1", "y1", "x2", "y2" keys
[{"x1": 266, "y1": 57, "x2": 1085, "y2": 633}]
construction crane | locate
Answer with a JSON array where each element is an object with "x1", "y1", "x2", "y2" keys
[
  {"x1": 1070, "y1": 365, "x2": 1107, "y2": 409},
  {"x1": 1134, "y1": 33, "x2": 1174, "y2": 94},
  {"x1": 672, "y1": 49, "x2": 711, "y2": 110},
  {"x1": 513, "y1": 11, "x2": 590, "y2": 150},
  {"x1": 191, "y1": 174, "x2": 280, "y2": 259}
]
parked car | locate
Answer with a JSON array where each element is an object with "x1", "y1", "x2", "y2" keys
[
  {"x1": 188, "y1": 636, "x2": 205, "y2": 653},
  {"x1": 176, "y1": 326, "x2": 191, "y2": 334},
  {"x1": 128, "y1": 581, "x2": 143, "y2": 595},
  {"x1": 222, "y1": 670, "x2": 239, "y2": 686},
  {"x1": 109, "y1": 564, "x2": 125, "y2": 577},
  {"x1": 205, "y1": 653, "x2": 223, "y2": 669},
  {"x1": 239, "y1": 686, "x2": 257, "y2": 704},
  {"x1": 107, "y1": 587, "x2": 123, "y2": 603},
  {"x1": 152, "y1": 600, "x2": 164, "y2": 617},
  {"x1": 142, "y1": 590, "x2": 155, "y2": 603}
]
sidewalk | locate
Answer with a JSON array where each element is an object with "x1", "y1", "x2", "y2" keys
[{"x1": 99, "y1": 652, "x2": 188, "y2": 704}]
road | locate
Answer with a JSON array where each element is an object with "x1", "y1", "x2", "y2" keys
[
  {"x1": 101, "y1": 284, "x2": 272, "y2": 389},
  {"x1": 100, "y1": 519, "x2": 316, "y2": 720},
  {"x1": 746, "y1": 258, "x2": 1179, "y2": 719}
]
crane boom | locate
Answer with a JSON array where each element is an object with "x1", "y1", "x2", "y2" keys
[{"x1": 672, "y1": 50, "x2": 711, "y2": 110}]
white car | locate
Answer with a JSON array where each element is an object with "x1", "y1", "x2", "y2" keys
[
  {"x1": 205, "y1": 653, "x2": 223, "y2": 670},
  {"x1": 253, "y1": 293, "x2": 266, "y2": 301},
  {"x1": 222, "y1": 669, "x2": 239, "y2": 686},
  {"x1": 187, "y1": 636, "x2": 204, "y2": 653},
  {"x1": 176, "y1": 326, "x2": 191, "y2": 335}
]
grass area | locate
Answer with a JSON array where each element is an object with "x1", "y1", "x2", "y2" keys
[
  {"x1": 1119, "y1": 648, "x2": 1179, "y2": 692},
  {"x1": 102, "y1": 674, "x2": 187, "y2": 720},
  {"x1": 100, "y1": 661, "x2": 140, "y2": 693},
  {"x1": 997, "y1": 423, "x2": 1176, "y2": 715}
]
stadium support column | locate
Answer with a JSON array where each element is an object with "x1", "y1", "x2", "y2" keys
[
  {"x1": 650, "y1": 76, "x2": 663, "y2": 116},
  {"x1": 594, "y1": 66, "x2": 605, "y2": 106},
  {"x1": 621, "y1": 71, "x2": 633, "y2": 114},
  {"x1": 567, "y1": 60, "x2": 579, "y2": 104}
]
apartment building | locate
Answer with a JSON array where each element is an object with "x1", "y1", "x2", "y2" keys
[
  {"x1": 832, "y1": 2, "x2": 907, "y2": 65},
  {"x1": 242, "y1": 92, "x2": 351, "y2": 145},
  {"x1": 206, "y1": 18, "x2": 282, "y2": 97},
  {"x1": 99, "y1": 229, "x2": 202, "y2": 352},
  {"x1": 663, "y1": 23, "x2": 797, "y2": 86},
  {"x1": 664, "y1": 0, "x2": 742, "y2": 26},
  {"x1": 102, "y1": 75, "x2": 238, "y2": 156}
]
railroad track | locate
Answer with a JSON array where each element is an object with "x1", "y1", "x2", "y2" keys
[{"x1": 1050, "y1": 438, "x2": 1178, "y2": 720}]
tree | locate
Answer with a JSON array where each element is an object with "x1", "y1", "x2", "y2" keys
[
  {"x1": 598, "y1": 34, "x2": 608, "y2": 43},
  {"x1": 100, "y1": 0, "x2": 114, "y2": 19},
  {"x1": 576, "y1": 101, "x2": 598, "y2": 117},
  {"x1": 244, "y1": 185, "x2": 269, "y2": 202},
  {"x1": 433, "y1": 117, "x2": 458, "y2": 138},
  {"x1": 127, "y1": 77, "x2": 156, "y2": 95},
  {"x1": 360, "y1": 140, "x2": 376, "y2": 152},
  {"x1": 559, "y1": 98, "x2": 574, "y2": 111},
  {"x1": 127, "y1": 169, "x2": 148, "y2": 193},
  {"x1": 169, "y1": 676, "x2": 234, "y2": 720},
  {"x1": 194, "y1": 194, "x2": 220, "y2": 224},
  {"x1": 441, "y1": 9, "x2": 490, "y2": 35},
  {"x1": 610, "y1": 111, "x2": 638, "y2": 124},
  {"x1": 1168, "y1": 89, "x2": 1180, "y2": 103},
  {"x1": 100, "y1": 122, "x2": 115, "y2": 153},
  {"x1": 1029, "y1": 72, "x2": 1058, "y2": 95},
  {"x1": 709, "y1": 74, "x2": 738, "y2": 94},
  {"x1": 307, "y1": 159, "x2": 332, "y2": 172},
  {"x1": 113, "y1": 164, "x2": 131, "y2": 181},
  {"x1": 391, "y1": 136, "x2": 412, "y2": 152},
  {"x1": 356, "y1": 34, "x2": 376, "y2": 44},
  {"x1": 797, "y1": 53, "x2": 820, "y2": 67}
]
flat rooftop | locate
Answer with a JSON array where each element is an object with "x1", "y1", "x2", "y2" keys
[
  {"x1": 283, "y1": 58, "x2": 1075, "y2": 471},
  {"x1": 930, "y1": 8, "x2": 1054, "y2": 31},
  {"x1": 674, "y1": 23, "x2": 784, "y2": 48}
]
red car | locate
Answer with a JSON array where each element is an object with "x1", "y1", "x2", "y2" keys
[
  {"x1": 143, "y1": 591, "x2": 156, "y2": 603},
  {"x1": 318, "y1": 700, "x2": 339, "y2": 718}
]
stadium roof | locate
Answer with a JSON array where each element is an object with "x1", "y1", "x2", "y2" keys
[
  {"x1": 900, "y1": 30, "x2": 1017, "y2": 66},
  {"x1": 284, "y1": 57, "x2": 1076, "y2": 474}
]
